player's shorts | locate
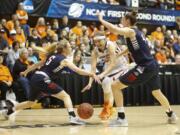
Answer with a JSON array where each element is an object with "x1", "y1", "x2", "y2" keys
[
  {"x1": 29, "y1": 71, "x2": 63, "y2": 101},
  {"x1": 119, "y1": 62, "x2": 161, "y2": 91}
]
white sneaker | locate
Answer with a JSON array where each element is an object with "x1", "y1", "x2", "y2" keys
[
  {"x1": 109, "y1": 118, "x2": 128, "y2": 127},
  {"x1": 167, "y1": 112, "x2": 178, "y2": 124},
  {"x1": 69, "y1": 116, "x2": 86, "y2": 125},
  {"x1": 0, "y1": 109, "x2": 9, "y2": 120}
]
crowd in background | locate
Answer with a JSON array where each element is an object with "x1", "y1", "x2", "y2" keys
[
  {"x1": 0, "y1": 2, "x2": 180, "y2": 103},
  {"x1": 83, "y1": 0, "x2": 180, "y2": 10}
]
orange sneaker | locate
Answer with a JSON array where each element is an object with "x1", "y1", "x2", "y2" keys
[{"x1": 99, "y1": 102, "x2": 112, "y2": 120}]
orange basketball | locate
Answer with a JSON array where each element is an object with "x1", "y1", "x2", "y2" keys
[{"x1": 77, "y1": 103, "x2": 94, "y2": 119}]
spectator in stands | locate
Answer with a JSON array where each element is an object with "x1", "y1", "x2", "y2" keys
[
  {"x1": 28, "y1": 29, "x2": 41, "y2": 46},
  {"x1": 108, "y1": 0, "x2": 119, "y2": 5},
  {"x1": 0, "y1": 54, "x2": 13, "y2": 100},
  {"x1": 35, "y1": 17, "x2": 47, "y2": 39},
  {"x1": 166, "y1": 0, "x2": 175, "y2": 10},
  {"x1": 73, "y1": 50, "x2": 84, "y2": 68},
  {"x1": 71, "y1": 21, "x2": 83, "y2": 37},
  {"x1": 8, "y1": 30, "x2": 17, "y2": 47},
  {"x1": 6, "y1": 41, "x2": 20, "y2": 71},
  {"x1": 175, "y1": 54, "x2": 180, "y2": 64},
  {"x1": 52, "y1": 19, "x2": 59, "y2": 34},
  {"x1": 151, "y1": 27, "x2": 164, "y2": 46},
  {"x1": 28, "y1": 47, "x2": 39, "y2": 64},
  {"x1": 13, "y1": 48, "x2": 31, "y2": 99},
  {"x1": 59, "y1": 16, "x2": 70, "y2": 34},
  {"x1": 173, "y1": 36, "x2": 180, "y2": 54},
  {"x1": 60, "y1": 29, "x2": 69, "y2": 41},
  {"x1": 155, "y1": 47, "x2": 168, "y2": 64},
  {"x1": 16, "y1": 26, "x2": 26, "y2": 48},
  {"x1": 162, "y1": 25, "x2": 167, "y2": 35},
  {"x1": 16, "y1": 3, "x2": 30, "y2": 37},
  {"x1": 0, "y1": 29, "x2": 9, "y2": 54},
  {"x1": 79, "y1": 43, "x2": 91, "y2": 56}
]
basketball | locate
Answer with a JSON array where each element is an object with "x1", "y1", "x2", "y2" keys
[{"x1": 77, "y1": 103, "x2": 94, "y2": 119}]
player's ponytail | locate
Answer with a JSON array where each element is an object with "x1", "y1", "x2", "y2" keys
[{"x1": 125, "y1": 10, "x2": 138, "y2": 26}]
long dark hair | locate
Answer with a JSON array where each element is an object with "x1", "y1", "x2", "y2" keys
[{"x1": 125, "y1": 11, "x2": 138, "y2": 26}]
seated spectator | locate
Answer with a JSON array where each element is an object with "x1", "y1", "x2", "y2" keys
[
  {"x1": 16, "y1": 3, "x2": 30, "y2": 37},
  {"x1": 6, "y1": 41, "x2": 20, "y2": 71},
  {"x1": 0, "y1": 29, "x2": 9, "y2": 53},
  {"x1": 13, "y1": 48, "x2": 31, "y2": 99},
  {"x1": 173, "y1": 36, "x2": 180, "y2": 55},
  {"x1": 52, "y1": 19, "x2": 59, "y2": 34},
  {"x1": 28, "y1": 47, "x2": 39, "y2": 64},
  {"x1": 28, "y1": 29, "x2": 41, "y2": 46},
  {"x1": 155, "y1": 47, "x2": 168, "y2": 64},
  {"x1": 71, "y1": 21, "x2": 83, "y2": 37},
  {"x1": 59, "y1": 16, "x2": 70, "y2": 35},
  {"x1": 151, "y1": 27, "x2": 164, "y2": 46},
  {"x1": 8, "y1": 29, "x2": 17, "y2": 47},
  {"x1": 35, "y1": 17, "x2": 47, "y2": 39},
  {"x1": 73, "y1": 50, "x2": 84, "y2": 68},
  {"x1": 0, "y1": 54, "x2": 13, "y2": 100},
  {"x1": 79, "y1": 43, "x2": 91, "y2": 56},
  {"x1": 16, "y1": 26, "x2": 26, "y2": 48}
]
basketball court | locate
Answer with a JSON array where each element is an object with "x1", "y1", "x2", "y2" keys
[{"x1": 0, "y1": 106, "x2": 179, "y2": 135}]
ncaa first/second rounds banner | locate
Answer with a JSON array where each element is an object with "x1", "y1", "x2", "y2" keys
[{"x1": 23, "y1": 0, "x2": 180, "y2": 26}]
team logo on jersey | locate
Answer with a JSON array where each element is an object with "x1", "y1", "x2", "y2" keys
[{"x1": 68, "y1": 3, "x2": 84, "y2": 18}]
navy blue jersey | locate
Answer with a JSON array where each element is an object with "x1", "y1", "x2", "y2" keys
[
  {"x1": 126, "y1": 28, "x2": 156, "y2": 66},
  {"x1": 40, "y1": 54, "x2": 66, "y2": 77}
]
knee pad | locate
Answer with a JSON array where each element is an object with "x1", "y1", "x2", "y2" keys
[{"x1": 102, "y1": 77, "x2": 112, "y2": 94}]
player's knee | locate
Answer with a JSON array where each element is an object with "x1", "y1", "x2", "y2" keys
[
  {"x1": 152, "y1": 89, "x2": 161, "y2": 96},
  {"x1": 28, "y1": 101, "x2": 35, "y2": 106},
  {"x1": 102, "y1": 77, "x2": 112, "y2": 93},
  {"x1": 61, "y1": 92, "x2": 71, "y2": 101}
]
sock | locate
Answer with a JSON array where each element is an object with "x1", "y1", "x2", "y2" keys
[
  {"x1": 117, "y1": 107, "x2": 125, "y2": 119},
  {"x1": 67, "y1": 108, "x2": 76, "y2": 117}
]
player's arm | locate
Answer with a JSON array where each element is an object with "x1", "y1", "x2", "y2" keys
[
  {"x1": 20, "y1": 60, "x2": 45, "y2": 77},
  {"x1": 98, "y1": 13, "x2": 135, "y2": 37},
  {"x1": 98, "y1": 44, "x2": 116, "y2": 79},
  {"x1": 81, "y1": 50, "x2": 98, "y2": 92},
  {"x1": 89, "y1": 50, "x2": 98, "y2": 85},
  {"x1": 117, "y1": 48, "x2": 129, "y2": 58},
  {"x1": 61, "y1": 59, "x2": 96, "y2": 77}
]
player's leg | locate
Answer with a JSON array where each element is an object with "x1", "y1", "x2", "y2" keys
[
  {"x1": 50, "y1": 84, "x2": 85, "y2": 125},
  {"x1": 148, "y1": 74, "x2": 178, "y2": 124},
  {"x1": 109, "y1": 80, "x2": 128, "y2": 126},
  {"x1": 109, "y1": 66, "x2": 148, "y2": 127},
  {"x1": 99, "y1": 77, "x2": 115, "y2": 120}
]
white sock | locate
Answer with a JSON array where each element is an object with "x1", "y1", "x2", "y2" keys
[
  {"x1": 117, "y1": 107, "x2": 125, "y2": 113},
  {"x1": 67, "y1": 108, "x2": 74, "y2": 112}
]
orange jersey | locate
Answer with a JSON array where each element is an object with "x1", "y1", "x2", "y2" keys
[
  {"x1": 0, "y1": 65, "x2": 13, "y2": 82},
  {"x1": 16, "y1": 10, "x2": 28, "y2": 25}
]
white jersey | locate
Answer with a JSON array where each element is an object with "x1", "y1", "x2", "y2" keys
[{"x1": 95, "y1": 41, "x2": 129, "y2": 77}]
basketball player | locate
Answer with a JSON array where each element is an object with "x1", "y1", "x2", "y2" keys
[
  {"x1": 97, "y1": 11, "x2": 178, "y2": 126},
  {"x1": 1, "y1": 40, "x2": 100, "y2": 125},
  {"x1": 82, "y1": 32, "x2": 130, "y2": 120}
]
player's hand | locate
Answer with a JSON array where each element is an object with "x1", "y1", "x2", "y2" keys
[
  {"x1": 92, "y1": 73, "x2": 101, "y2": 84},
  {"x1": 97, "y1": 12, "x2": 103, "y2": 22},
  {"x1": 81, "y1": 83, "x2": 92, "y2": 93},
  {"x1": 97, "y1": 73, "x2": 104, "y2": 80}
]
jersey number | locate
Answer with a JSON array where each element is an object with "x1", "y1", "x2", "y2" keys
[{"x1": 46, "y1": 56, "x2": 56, "y2": 65}]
